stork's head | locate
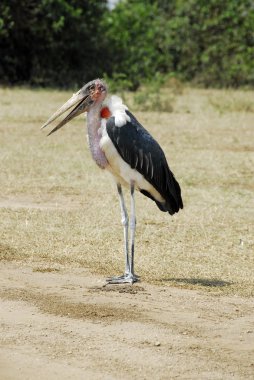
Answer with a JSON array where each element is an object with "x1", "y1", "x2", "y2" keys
[{"x1": 41, "y1": 79, "x2": 107, "y2": 135}]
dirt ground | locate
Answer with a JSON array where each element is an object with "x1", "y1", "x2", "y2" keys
[{"x1": 1, "y1": 261, "x2": 253, "y2": 380}]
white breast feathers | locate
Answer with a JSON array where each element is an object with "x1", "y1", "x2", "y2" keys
[{"x1": 106, "y1": 95, "x2": 131, "y2": 127}]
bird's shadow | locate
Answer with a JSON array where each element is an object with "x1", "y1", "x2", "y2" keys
[{"x1": 162, "y1": 277, "x2": 233, "y2": 288}]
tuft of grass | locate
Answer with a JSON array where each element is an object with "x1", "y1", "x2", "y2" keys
[
  {"x1": 33, "y1": 267, "x2": 60, "y2": 273},
  {"x1": 105, "y1": 73, "x2": 176, "y2": 112},
  {"x1": 208, "y1": 89, "x2": 254, "y2": 113},
  {"x1": 132, "y1": 75, "x2": 176, "y2": 112},
  {"x1": 133, "y1": 90, "x2": 173, "y2": 112},
  {"x1": 0, "y1": 86, "x2": 254, "y2": 296}
]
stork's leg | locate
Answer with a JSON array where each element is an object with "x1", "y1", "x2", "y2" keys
[
  {"x1": 122, "y1": 182, "x2": 138, "y2": 283},
  {"x1": 129, "y1": 182, "x2": 137, "y2": 280},
  {"x1": 117, "y1": 183, "x2": 130, "y2": 274},
  {"x1": 106, "y1": 182, "x2": 138, "y2": 284}
]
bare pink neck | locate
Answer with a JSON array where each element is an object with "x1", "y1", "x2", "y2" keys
[{"x1": 86, "y1": 104, "x2": 108, "y2": 169}]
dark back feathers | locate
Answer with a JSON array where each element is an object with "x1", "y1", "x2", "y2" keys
[{"x1": 106, "y1": 111, "x2": 183, "y2": 214}]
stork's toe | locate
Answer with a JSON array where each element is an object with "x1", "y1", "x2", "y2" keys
[{"x1": 106, "y1": 273, "x2": 139, "y2": 284}]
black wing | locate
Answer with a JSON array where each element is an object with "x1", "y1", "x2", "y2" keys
[{"x1": 106, "y1": 111, "x2": 183, "y2": 214}]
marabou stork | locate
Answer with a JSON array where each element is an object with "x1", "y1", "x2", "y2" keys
[{"x1": 42, "y1": 79, "x2": 183, "y2": 284}]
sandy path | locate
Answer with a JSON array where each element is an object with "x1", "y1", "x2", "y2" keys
[{"x1": 0, "y1": 261, "x2": 253, "y2": 380}]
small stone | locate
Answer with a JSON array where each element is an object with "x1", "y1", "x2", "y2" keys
[{"x1": 155, "y1": 341, "x2": 161, "y2": 347}]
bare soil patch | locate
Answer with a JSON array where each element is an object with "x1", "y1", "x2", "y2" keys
[{"x1": 1, "y1": 261, "x2": 254, "y2": 380}]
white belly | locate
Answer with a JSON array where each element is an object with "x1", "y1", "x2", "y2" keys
[{"x1": 99, "y1": 128, "x2": 165, "y2": 203}]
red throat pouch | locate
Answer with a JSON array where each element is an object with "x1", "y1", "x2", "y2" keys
[{"x1": 100, "y1": 107, "x2": 111, "y2": 119}]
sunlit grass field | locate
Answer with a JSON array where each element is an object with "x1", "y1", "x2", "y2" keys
[{"x1": 0, "y1": 86, "x2": 253, "y2": 296}]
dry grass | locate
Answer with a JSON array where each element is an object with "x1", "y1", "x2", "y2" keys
[{"x1": 0, "y1": 86, "x2": 253, "y2": 296}]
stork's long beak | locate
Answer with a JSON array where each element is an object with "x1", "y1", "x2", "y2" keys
[{"x1": 41, "y1": 88, "x2": 92, "y2": 136}]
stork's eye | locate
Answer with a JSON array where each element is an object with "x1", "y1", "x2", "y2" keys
[
  {"x1": 98, "y1": 85, "x2": 105, "y2": 92},
  {"x1": 89, "y1": 84, "x2": 95, "y2": 91}
]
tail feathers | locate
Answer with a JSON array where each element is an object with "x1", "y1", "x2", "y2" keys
[
  {"x1": 140, "y1": 189, "x2": 183, "y2": 215},
  {"x1": 140, "y1": 162, "x2": 183, "y2": 215},
  {"x1": 155, "y1": 200, "x2": 178, "y2": 215},
  {"x1": 164, "y1": 168, "x2": 183, "y2": 214}
]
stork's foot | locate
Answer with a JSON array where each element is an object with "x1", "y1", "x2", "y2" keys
[{"x1": 106, "y1": 273, "x2": 139, "y2": 284}]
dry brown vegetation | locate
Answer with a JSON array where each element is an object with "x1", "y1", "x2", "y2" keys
[{"x1": 0, "y1": 86, "x2": 254, "y2": 296}]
